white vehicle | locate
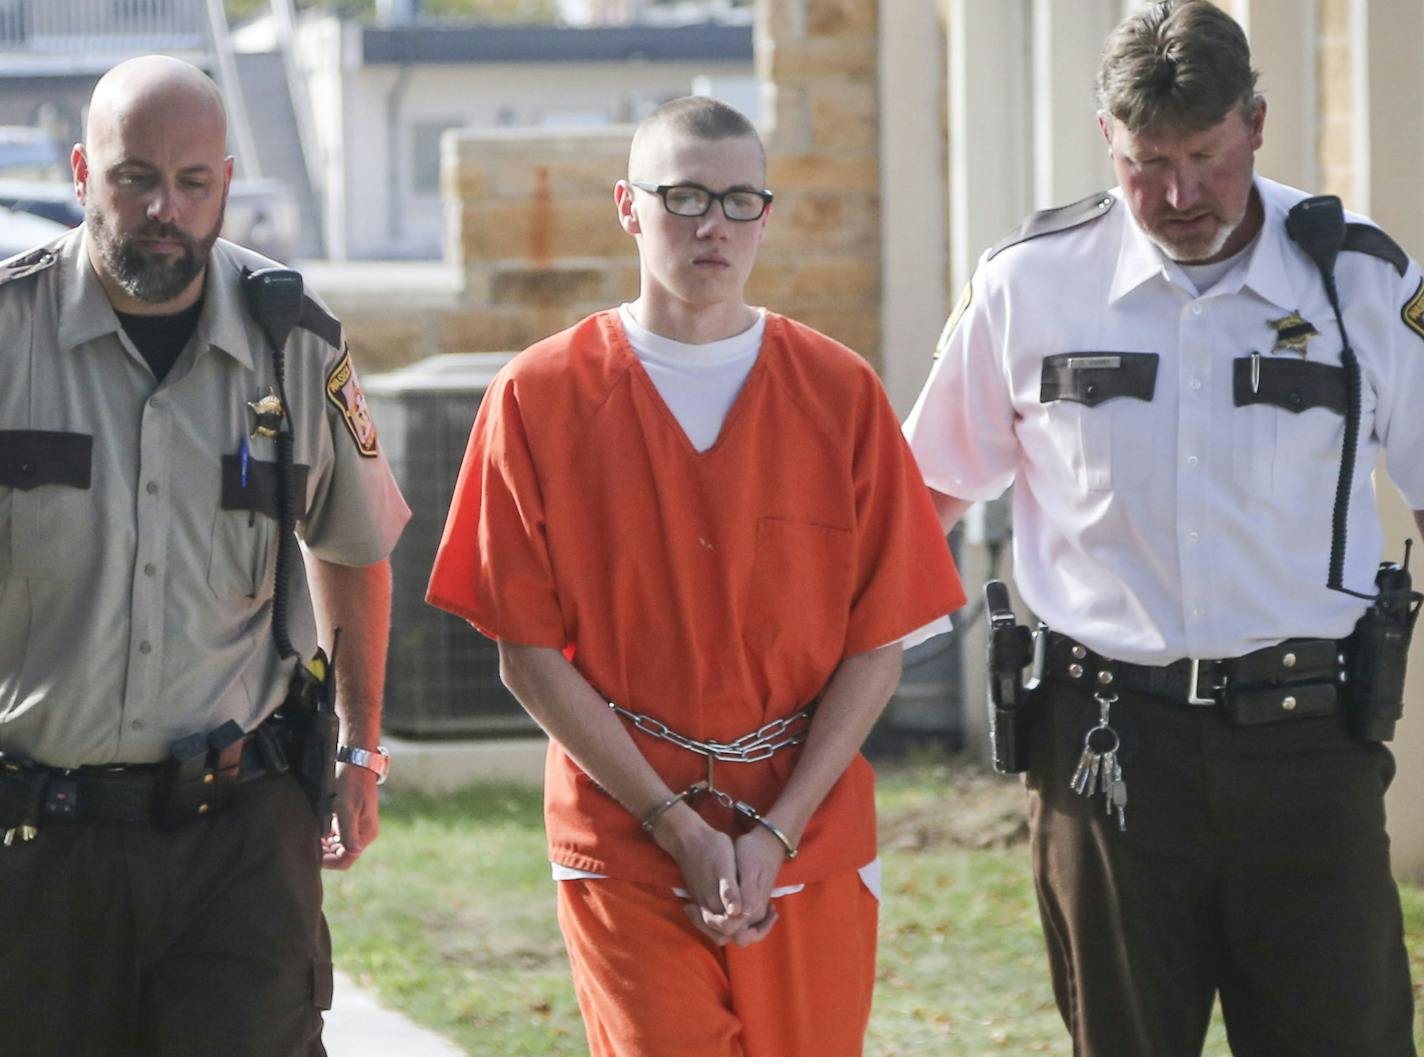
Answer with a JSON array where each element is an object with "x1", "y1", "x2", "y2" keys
[
  {"x1": 0, "y1": 204, "x2": 69, "y2": 260},
  {"x1": 0, "y1": 176, "x2": 302, "y2": 263}
]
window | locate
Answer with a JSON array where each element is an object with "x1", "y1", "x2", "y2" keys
[
  {"x1": 114, "y1": 0, "x2": 168, "y2": 18},
  {"x1": 412, "y1": 120, "x2": 462, "y2": 196}
]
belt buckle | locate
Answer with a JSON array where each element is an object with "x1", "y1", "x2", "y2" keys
[{"x1": 1187, "y1": 658, "x2": 1221, "y2": 706}]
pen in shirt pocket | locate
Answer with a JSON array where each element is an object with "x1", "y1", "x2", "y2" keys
[{"x1": 239, "y1": 437, "x2": 255, "y2": 526}]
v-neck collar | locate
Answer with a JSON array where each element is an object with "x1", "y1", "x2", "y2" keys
[{"x1": 599, "y1": 308, "x2": 777, "y2": 460}]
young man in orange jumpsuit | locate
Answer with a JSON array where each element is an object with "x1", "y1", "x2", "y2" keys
[{"x1": 427, "y1": 97, "x2": 963, "y2": 1056}]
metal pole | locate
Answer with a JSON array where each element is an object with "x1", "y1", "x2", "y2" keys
[
  {"x1": 202, "y1": 0, "x2": 263, "y2": 179},
  {"x1": 270, "y1": 0, "x2": 326, "y2": 253}
]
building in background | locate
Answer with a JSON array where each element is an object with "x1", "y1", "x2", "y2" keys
[
  {"x1": 559, "y1": 0, "x2": 752, "y2": 25},
  {"x1": 280, "y1": 8, "x2": 754, "y2": 259},
  {"x1": 0, "y1": 0, "x2": 754, "y2": 262},
  {"x1": 0, "y1": 0, "x2": 310, "y2": 259}
]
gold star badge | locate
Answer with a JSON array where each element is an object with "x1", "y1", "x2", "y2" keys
[
  {"x1": 1267, "y1": 312, "x2": 1319, "y2": 358},
  {"x1": 247, "y1": 387, "x2": 286, "y2": 439}
]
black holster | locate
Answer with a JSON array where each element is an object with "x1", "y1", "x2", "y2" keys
[
  {"x1": 985, "y1": 580, "x2": 1036, "y2": 773},
  {"x1": 271, "y1": 650, "x2": 340, "y2": 832}
]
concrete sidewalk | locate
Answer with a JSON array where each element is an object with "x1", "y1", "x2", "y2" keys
[{"x1": 324, "y1": 971, "x2": 465, "y2": 1057}]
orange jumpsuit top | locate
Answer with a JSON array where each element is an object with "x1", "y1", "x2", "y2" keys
[{"x1": 428, "y1": 310, "x2": 964, "y2": 888}]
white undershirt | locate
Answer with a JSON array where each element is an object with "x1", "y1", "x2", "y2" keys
[
  {"x1": 619, "y1": 302, "x2": 764, "y2": 453},
  {"x1": 1174, "y1": 238, "x2": 1254, "y2": 295}
]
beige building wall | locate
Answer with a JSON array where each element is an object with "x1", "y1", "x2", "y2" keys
[{"x1": 1313, "y1": 0, "x2": 1424, "y2": 879}]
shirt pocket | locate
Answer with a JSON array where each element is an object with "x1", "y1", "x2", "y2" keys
[
  {"x1": 1231, "y1": 356, "x2": 1348, "y2": 498},
  {"x1": 207, "y1": 453, "x2": 308, "y2": 599},
  {"x1": 1039, "y1": 353, "x2": 1159, "y2": 492},
  {"x1": 0, "y1": 430, "x2": 96, "y2": 580},
  {"x1": 743, "y1": 517, "x2": 854, "y2": 674}
]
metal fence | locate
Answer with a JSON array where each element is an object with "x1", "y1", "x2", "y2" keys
[{"x1": 0, "y1": 0, "x2": 209, "y2": 52}]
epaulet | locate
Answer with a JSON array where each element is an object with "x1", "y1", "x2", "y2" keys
[
  {"x1": 1342, "y1": 223, "x2": 1408, "y2": 278},
  {"x1": 0, "y1": 246, "x2": 57, "y2": 288},
  {"x1": 298, "y1": 295, "x2": 343, "y2": 349},
  {"x1": 987, "y1": 191, "x2": 1116, "y2": 261}
]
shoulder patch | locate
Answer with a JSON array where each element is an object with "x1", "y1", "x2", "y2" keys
[
  {"x1": 299, "y1": 295, "x2": 343, "y2": 349},
  {"x1": 934, "y1": 282, "x2": 973, "y2": 360},
  {"x1": 0, "y1": 246, "x2": 57, "y2": 288},
  {"x1": 988, "y1": 191, "x2": 1116, "y2": 261},
  {"x1": 1402, "y1": 279, "x2": 1424, "y2": 343},
  {"x1": 1342, "y1": 223, "x2": 1409, "y2": 278},
  {"x1": 325, "y1": 350, "x2": 379, "y2": 457}
]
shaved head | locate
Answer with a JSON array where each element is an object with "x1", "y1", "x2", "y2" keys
[
  {"x1": 628, "y1": 96, "x2": 765, "y2": 184},
  {"x1": 76, "y1": 55, "x2": 232, "y2": 312},
  {"x1": 86, "y1": 55, "x2": 227, "y2": 148},
  {"x1": 614, "y1": 95, "x2": 770, "y2": 343}
]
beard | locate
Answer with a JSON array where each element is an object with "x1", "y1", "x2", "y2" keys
[
  {"x1": 86, "y1": 204, "x2": 224, "y2": 304},
  {"x1": 1145, "y1": 202, "x2": 1247, "y2": 263}
]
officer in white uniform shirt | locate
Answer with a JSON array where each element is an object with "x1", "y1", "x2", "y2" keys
[{"x1": 905, "y1": 3, "x2": 1424, "y2": 1055}]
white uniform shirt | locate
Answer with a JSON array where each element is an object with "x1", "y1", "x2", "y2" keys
[{"x1": 905, "y1": 177, "x2": 1424, "y2": 666}]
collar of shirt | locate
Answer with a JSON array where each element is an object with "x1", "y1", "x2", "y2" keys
[
  {"x1": 1107, "y1": 176, "x2": 1299, "y2": 315},
  {"x1": 55, "y1": 228, "x2": 254, "y2": 371}
]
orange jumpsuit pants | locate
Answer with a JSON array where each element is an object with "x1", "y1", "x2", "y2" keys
[{"x1": 556, "y1": 871, "x2": 878, "y2": 1057}]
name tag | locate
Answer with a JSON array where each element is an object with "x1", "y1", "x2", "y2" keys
[{"x1": 1066, "y1": 355, "x2": 1122, "y2": 370}]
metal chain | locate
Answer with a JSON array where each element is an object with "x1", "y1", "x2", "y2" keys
[{"x1": 607, "y1": 701, "x2": 814, "y2": 763}]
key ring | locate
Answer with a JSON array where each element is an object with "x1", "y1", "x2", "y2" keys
[{"x1": 1084, "y1": 725, "x2": 1120, "y2": 755}]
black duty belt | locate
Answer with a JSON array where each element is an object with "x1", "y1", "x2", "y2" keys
[
  {"x1": 1041, "y1": 631, "x2": 1347, "y2": 721},
  {"x1": 0, "y1": 724, "x2": 291, "y2": 834}
]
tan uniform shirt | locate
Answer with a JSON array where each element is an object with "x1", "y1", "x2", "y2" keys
[{"x1": 0, "y1": 228, "x2": 410, "y2": 767}]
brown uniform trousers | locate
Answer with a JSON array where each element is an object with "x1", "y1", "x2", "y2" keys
[
  {"x1": 1028, "y1": 680, "x2": 1415, "y2": 1057},
  {"x1": 0, "y1": 772, "x2": 331, "y2": 1057}
]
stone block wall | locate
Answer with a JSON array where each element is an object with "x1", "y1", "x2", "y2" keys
[
  {"x1": 441, "y1": 127, "x2": 638, "y2": 357},
  {"x1": 752, "y1": 0, "x2": 882, "y2": 365}
]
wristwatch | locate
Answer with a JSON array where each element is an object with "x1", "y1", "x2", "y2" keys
[{"x1": 336, "y1": 744, "x2": 391, "y2": 785}]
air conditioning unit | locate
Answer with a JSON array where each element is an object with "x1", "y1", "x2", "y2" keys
[{"x1": 363, "y1": 352, "x2": 537, "y2": 739}]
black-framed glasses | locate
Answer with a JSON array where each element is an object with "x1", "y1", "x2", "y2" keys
[{"x1": 630, "y1": 180, "x2": 774, "y2": 222}]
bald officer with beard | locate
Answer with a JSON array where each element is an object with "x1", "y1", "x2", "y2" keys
[{"x1": 0, "y1": 56, "x2": 408, "y2": 1057}]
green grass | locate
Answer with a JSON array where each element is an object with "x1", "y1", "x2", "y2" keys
[
  {"x1": 324, "y1": 784, "x2": 582, "y2": 1055},
  {"x1": 325, "y1": 756, "x2": 1424, "y2": 1056}
]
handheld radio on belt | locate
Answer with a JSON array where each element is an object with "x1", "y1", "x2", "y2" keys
[
  {"x1": 241, "y1": 267, "x2": 340, "y2": 827},
  {"x1": 1286, "y1": 196, "x2": 1423, "y2": 741}
]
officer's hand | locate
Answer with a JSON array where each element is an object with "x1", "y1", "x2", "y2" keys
[
  {"x1": 727, "y1": 827, "x2": 787, "y2": 947},
  {"x1": 322, "y1": 763, "x2": 380, "y2": 870},
  {"x1": 650, "y1": 803, "x2": 746, "y2": 944}
]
